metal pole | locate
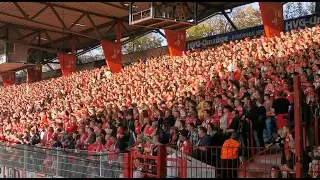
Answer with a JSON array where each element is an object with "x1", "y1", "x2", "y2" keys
[
  {"x1": 129, "y1": 2, "x2": 133, "y2": 24},
  {"x1": 23, "y1": 146, "x2": 27, "y2": 171},
  {"x1": 194, "y1": 2, "x2": 198, "y2": 24},
  {"x1": 99, "y1": 152, "x2": 103, "y2": 178},
  {"x1": 37, "y1": 32, "x2": 41, "y2": 65},
  {"x1": 294, "y1": 76, "x2": 302, "y2": 178},
  {"x1": 222, "y1": 10, "x2": 238, "y2": 31},
  {"x1": 4, "y1": 27, "x2": 9, "y2": 62},
  {"x1": 151, "y1": 2, "x2": 155, "y2": 18},
  {"x1": 56, "y1": 147, "x2": 60, "y2": 177}
]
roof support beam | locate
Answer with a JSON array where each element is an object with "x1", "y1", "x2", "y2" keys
[
  {"x1": 0, "y1": 37, "x2": 58, "y2": 53},
  {"x1": 18, "y1": 31, "x2": 39, "y2": 41},
  {"x1": 37, "y1": 2, "x2": 116, "y2": 20},
  {"x1": 119, "y1": 20, "x2": 131, "y2": 38},
  {"x1": 13, "y1": 2, "x2": 30, "y2": 19},
  {"x1": 0, "y1": 11, "x2": 100, "y2": 40},
  {"x1": 68, "y1": 13, "x2": 86, "y2": 30},
  {"x1": 221, "y1": 10, "x2": 238, "y2": 31},
  {"x1": 183, "y1": 2, "x2": 194, "y2": 16},
  {"x1": 49, "y1": 5, "x2": 68, "y2": 29},
  {"x1": 11, "y1": 26, "x2": 23, "y2": 39},
  {"x1": 154, "y1": 30, "x2": 166, "y2": 39},
  {"x1": 86, "y1": 13, "x2": 102, "y2": 38},
  {"x1": 46, "y1": 64, "x2": 54, "y2": 71},
  {"x1": 43, "y1": 31, "x2": 58, "y2": 52},
  {"x1": 28, "y1": 33, "x2": 39, "y2": 44},
  {"x1": 119, "y1": 2, "x2": 127, "y2": 8},
  {"x1": 100, "y1": 2, "x2": 129, "y2": 11},
  {"x1": 43, "y1": 18, "x2": 120, "y2": 46},
  {"x1": 30, "y1": 5, "x2": 49, "y2": 20}
]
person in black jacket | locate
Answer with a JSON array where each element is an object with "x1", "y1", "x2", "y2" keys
[
  {"x1": 247, "y1": 98, "x2": 266, "y2": 149},
  {"x1": 164, "y1": 109, "x2": 175, "y2": 128},
  {"x1": 29, "y1": 129, "x2": 41, "y2": 145}
]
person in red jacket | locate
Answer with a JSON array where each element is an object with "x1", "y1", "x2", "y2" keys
[
  {"x1": 65, "y1": 117, "x2": 78, "y2": 135},
  {"x1": 76, "y1": 127, "x2": 88, "y2": 150}
]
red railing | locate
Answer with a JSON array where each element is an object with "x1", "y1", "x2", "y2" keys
[{"x1": 124, "y1": 144, "x2": 297, "y2": 178}]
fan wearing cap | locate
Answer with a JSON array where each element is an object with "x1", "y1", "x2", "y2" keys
[{"x1": 178, "y1": 129, "x2": 192, "y2": 156}]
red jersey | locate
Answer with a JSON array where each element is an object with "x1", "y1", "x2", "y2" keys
[
  {"x1": 79, "y1": 132, "x2": 88, "y2": 147},
  {"x1": 135, "y1": 125, "x2": 142, "y2": 135},
  {"x1": 43, "y1": 132, "x2": 54, "y2": 147},
  {"x1": 143, "y1": 143, "x2": 152, "y2": 155},
  {"x1": 179, "y1": 140, "x2": 192, "y2": 156},
  {"x1": 226, "y1": 113, "x2": 233, "y2": 128},
  {"x1": 143, "y1": 125, "x2": 155, "y2": 137}
]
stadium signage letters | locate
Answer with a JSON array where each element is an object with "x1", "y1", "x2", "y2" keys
[{"x1": 187, "y1": 13, "x2": 320, "y2": 50}]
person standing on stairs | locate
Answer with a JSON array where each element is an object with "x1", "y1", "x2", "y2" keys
[
  {"x1": 282, "y1": 125, "x2": 295, "y2": 178},
  {"x1": 271, "y1": 91, "x2": 290, "y2": 134},
  {"x1": 220, "y1": 132, "x2": 244, "y2": 178}
]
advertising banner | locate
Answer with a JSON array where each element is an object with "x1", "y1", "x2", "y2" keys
[
  {"x1": 1, "y1": 71, "x2": 16, "y2": 87},
  {"x1": 165, "y1": 29, "x2": 186, "y2": 57},
  {"x1": 57, "y1": 53, "x2": 76, "y2": 76},
  {"x1": 100, "y1": 40, "x2": 122, "y2": 73},
  {"x1": 186, "y1": 13, "x2": 320, "y2": 50},
  {"x1": 27, "y1": 65, "x2": 42, "y2": 83},
  {"x1": 259, "y1": 2, "x2": 284, "y2": 38}
]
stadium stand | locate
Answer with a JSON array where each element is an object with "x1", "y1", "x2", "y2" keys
[
  {"x1": 0, "y1": 1, "x2": 320, "y2": 178},
  {"x1": 0, "y1": 21, "x2": 320, "y2": 178}
]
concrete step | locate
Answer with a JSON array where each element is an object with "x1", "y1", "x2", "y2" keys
[
  {"x1": 237, "y1": 153, "x2": 283, "y2": 178},
  {"x1": 238, "y1": 170, "x2": 269, "y2": 178},
  {"x1": 253, "y1": 154, "x2": 282, "y2": 167}
]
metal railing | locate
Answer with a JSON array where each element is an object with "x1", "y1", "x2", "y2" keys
[
  {"x1": 0, "y1": 143, "x2": 124, "y2": 178},
  {"x1": 124, "y1": 143, "x2": 308, "y2": 178},
  {"x1": 132, "y1": 8, "x2": 152, "y2": 22}
]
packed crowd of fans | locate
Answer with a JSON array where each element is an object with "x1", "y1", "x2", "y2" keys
[{"x1": 0, "y1": 24, "x2": 320, "y2": 178}]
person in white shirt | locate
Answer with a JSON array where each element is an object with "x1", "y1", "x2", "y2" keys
[{"x1": 166, "y1": 152, "x2": 178, "y2": 178}]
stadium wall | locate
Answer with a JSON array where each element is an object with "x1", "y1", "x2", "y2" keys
[{"x1": 7, "y1": 44, "x2": 28, "y2": 63}]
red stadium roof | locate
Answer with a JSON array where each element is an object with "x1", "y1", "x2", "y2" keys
[{"x1": 0, "y1": 2, "x2": 251, "y2": 62}]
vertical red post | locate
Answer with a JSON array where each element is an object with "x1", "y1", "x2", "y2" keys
[
  {"x1": 293, "y1": 76, "x2": 302, "y2": 178},
  {"x1": 315, "y1": 115, "x2": 319, "y2": 148},
  {"x1": 180, "y1": 157, "x2": 187, "y2": 178},
  {"x1": 123, "y1": 152, "x2": 132, "y2": 178},
  {"x1": 157, "y1": 145, "x2": 167, "y2": 178}
]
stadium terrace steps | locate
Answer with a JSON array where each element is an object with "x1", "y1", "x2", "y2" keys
[{"x1": 238, "y1": 153, "x2": 282, "y2": 178}]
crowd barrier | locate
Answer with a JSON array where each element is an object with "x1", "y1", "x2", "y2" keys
[
  {"x1": 0, "y1": 141, "x2": 317, "y2": 178},
  {"x1": 0, "y1": 143, "x2": 124, "y2": 178},
  {"x1": 124, "y1": 144, "x2": 301, "y2": 178}
]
